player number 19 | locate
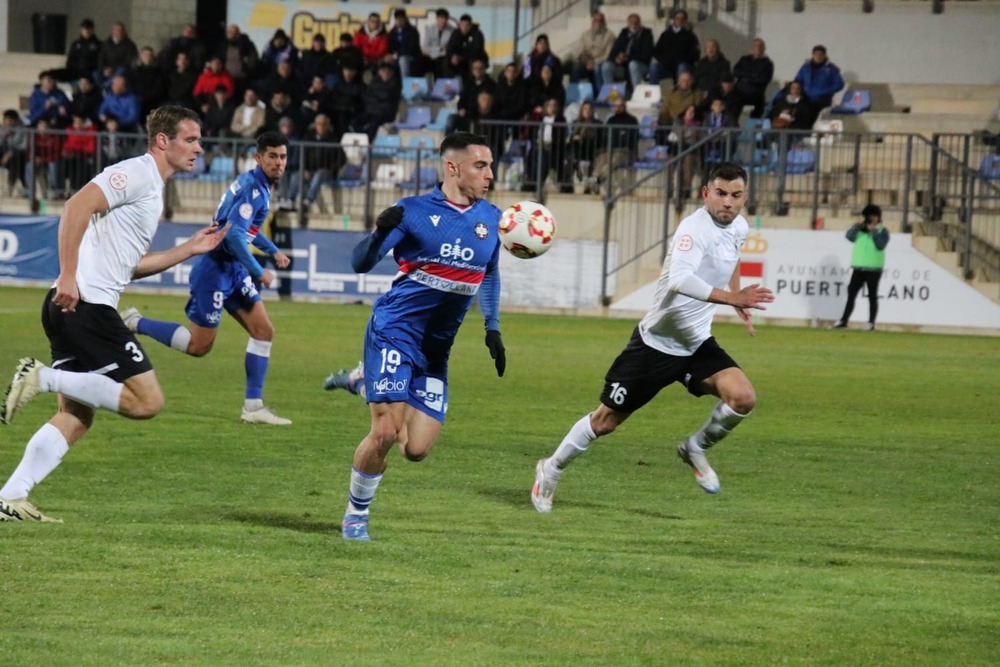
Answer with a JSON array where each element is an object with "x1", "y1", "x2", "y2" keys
[{"x1": 380, "y1": 348, "x2": 401, "y2": 374}]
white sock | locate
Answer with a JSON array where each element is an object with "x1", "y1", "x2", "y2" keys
[
  {"x1": 346, "y1": 467, "x2": 383, "y2": 515},
  {"x1": 244, "y1": 398, "x2": 263, "y2": 411},
  {"x1": 692, "y1": 401, "x2": 749, "y2": 450},
  {"x1": 545, "y1": 414, "x2": 597, "y2": 477},
  {"x1": 39, "y1": 367, "x2": 123, "y2": 412},
  {"x1": 0, "y1": 423, "x2": 69, "y2": 499},
  {"x1": 170, "y1": 326, "x2": 192, "y2": 352}
]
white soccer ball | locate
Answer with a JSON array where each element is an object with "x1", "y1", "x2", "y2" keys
[{"x1": 498, "y1": 201, "x2": 556, "y2": 259}]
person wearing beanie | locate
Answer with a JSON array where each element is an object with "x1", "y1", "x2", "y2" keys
[{"x1": 833, "y1": 204, "x2": 890, "y2": 330}]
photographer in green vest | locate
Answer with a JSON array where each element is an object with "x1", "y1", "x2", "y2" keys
[{"x1": 833, "y1": 204, "x2": 890, "y2": 331}]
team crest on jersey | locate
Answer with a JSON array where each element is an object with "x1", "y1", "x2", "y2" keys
[
  {"x1": 473, "y1": 222, "x2": 488, "y2": 239},
  {"x1": 108, "y1": 172, "x2": 127, "y2": 190},
  {"x1": 239, "y1": 203, "x2": 254, "y2": 219}
]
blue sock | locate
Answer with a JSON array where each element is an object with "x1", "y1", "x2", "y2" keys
[
  {"x1": 138, "y1": 317, "x2": 185, "y2": 349},
  {"x1": 245, "y1": 338, "x2": 271, "y2": 400}
]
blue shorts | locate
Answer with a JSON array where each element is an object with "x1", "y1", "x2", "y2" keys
[
  {"x1": 363, "y1": 320, "x2": 449, "y2": 423},
  {"x1": 185, "y1": 256, "x2": 261, "y2": 328}
]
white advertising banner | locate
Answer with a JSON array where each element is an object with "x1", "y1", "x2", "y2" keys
[{"x1": 613, "y1": 228, "x2": 1000, "y2": 331}]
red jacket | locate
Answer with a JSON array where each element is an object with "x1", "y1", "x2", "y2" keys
[
  {"x1": 192, "y1": 69, "x2": 235, "y2": 100},
  {"x1": 33, "y1": 132, "x2": 62, "y2": 163},
  {"x1": 353, "y1": 28, "x2": 388, "y2": 65},
  {"x1": 62, "y1": 125, "x2": 97, "y2": 156}
]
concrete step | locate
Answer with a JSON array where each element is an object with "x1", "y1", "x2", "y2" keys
[{"x1": 971, "y1": 279, "x2": 1000, "y2": 302}]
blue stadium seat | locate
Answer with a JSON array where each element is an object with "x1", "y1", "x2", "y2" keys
[
  {"x1": 371, "y1": 134, "x2": 402, "y2": 159},
  {"x1": 395, "y1": 105, "x2": 432, "y2": 130},
  {"x1": 427, "y1": 77, "x2": 460, "y2": 102},
  {"x1": 831, "y1": 89, "x2": 872, "y2": 115},
  {"x1": 785, "y1": 148, "x2": 816, "y2": 174},
  {"x1": 398, "y1": 166, "x2": 438, "y2": 192},
  {"x1": 565, "y1": 82, "x2": 594, "y2": 106},
  {"x1": 426, "y1": 107, "x2": 455, "y2": 132},
  {"x1": 747, "y1": 147, "x2": 777, "y2": 174},
  {"x1": 978, "y1": 154, "x2": 1000, "y2": 180},
  {"x1": 595, "y1": 82, "x2": 627, "y2": 107},
  {"x1": 334, "y1": 161, "x2": 368, "y2": 188},
  {"x1": 499, "y1": 139, "x2": 530, "y2": 164},
  {"x1": 633, "y1": 144, "x2": 669, "y2": 169},
  {"x1": 399, "y1": 135, "x2": 437, "y2": 160},
  {"x1": 639, "y1": 115, "x2": 658, "y2": 140},
  {"x1": 200, "y1": 156, "x2": 235, "y2": 182},
  {"x1": 401, "y1": 76, "x2": 429, "y2": 102}
]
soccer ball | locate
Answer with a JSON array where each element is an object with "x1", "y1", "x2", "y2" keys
[{"x1": 498, "y1": 201, "x2": 556, "y2": 259}]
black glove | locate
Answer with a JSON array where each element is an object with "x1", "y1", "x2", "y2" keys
[
  {"x1": 375, "y1": 205, "x2": 404, "y2": 233},
  {"x1": 485, "y1": 330, "x2": 506, "y2": 377}
]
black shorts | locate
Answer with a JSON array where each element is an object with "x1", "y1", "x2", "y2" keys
[
  {"x1": 599, "y1": 327, "x2": 739, "y2": 414},
  {"x1": 41, "y1": 288, "x2": 154, "y2": 382}
]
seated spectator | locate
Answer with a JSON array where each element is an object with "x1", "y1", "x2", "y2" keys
[
  {"x1": 670, "y1": 104, "x2": 702, "y2": 199},
  {"x1": 565, "y1": 12, "x2": 615, "y2": 100},
  {"x1": 793, "y1": 45, "x2": 844, "y2": 127},
  {"x1": 159, "y1": 23, "x2": 207, "y2": 73},
  {"x1": 260, "y1": 29, "x2": 299, "y2": 79},
  {"x1": 230, "y1": 88, "x2": 266, "y2": 139},
  {"x1": 469, "y1": 91, "x2": 504, "y2": 160},
  {"x1": 257, "y1": 60, "x2": 299, "y2": 103},
  {"x1": 354, "y1": 13, "x2": 389, "y2": 73},
  {"x1": 601, "y1": 13, "x2": 654, "y2": 92},
  {"x1": 129, "y1": 46, "x2": 166, "y2": 123},
  {"x1": 422, "y1": 8, "x2": 454, "y2": 79},
  {"x1": 263, "y1": 90, "x2": 299, "y2": 135},
  {"x1": 732, "y1": 38, "x2": 774, "y2": 120},
  {"x1": 657, "y1": 71, "x2": 704, "y2": 125},
  {"x1": 202, "y1": 85, "x2": 236, "y2": 139},
  {"x1": 331, "y1": 34, "x2": 364, "y2": 81},
  {"x1": 96, "y1": 21, "x2": 138, "y2": 88},
  {"x1": 568, "y1": 100, "x2": 602, "y2": 193},
  {"x1": 97, "y1": 75, "x2": 140, "y2": 132},
  {"x1": 298, "y1": 34, "x2": 335, "y2": 88},
  {"x1": 70, "y1": 76, "x2": 103, "y2": 125},
  {"x1": 294, "y1": 114, "x2": 346, "y2": 225},
  {"x1": 299, "y1": 75, "x2": 334, "y2": 128},
  {"x1": 522, "y1": 34, "x2": 562, "y2": 83},
  {"x1": 701, "y1": 98, "x2": 732, "y2": 167},
  {"x1": 449, "y1": 59, "x2": 497, "y2": 134},
  {"x1": 768, "y1": 81, "x2": 812, "y2": 131},
  {"x1": 593, "y1": 98, "x2": 639, "y2": 188},
  {"x1": 61, "y1": 114, "x2": 97, "y2": 194},
  {"x1": 698, "y1": 72, "x2": 741, "y2": 125},
  {"x1": 349, "y1": 63, "x2": 401, "y2": 140},
  {"x1": 651, "y1": 9, "x2": 700, "y2": 85},
  {"x1": 445, "y1": 14, "x2": 489, "y2": 78},
  {"x1": 275, "y1": 116, "x2": 301, "y2": 209},
  {"x1": 217, "y1": 24, "x2": 260, "y2": 92},
  {"x1": 523, "y1": 97, "x2": 571, "y2": 194},
  {"x1": 28, "y1": 73, "x2": 71, "y2": 128},
  {"x1": 166, "y1": 51, "x2": 198, "y2": 109},
  {"x1": 46, "y1": 18, "x2": 101, "y2": 84},
  {"x1": 494, "y1": 62, "x2": 530, "y2": 124},
  {"x1": 329, "y1": 65, "x2": 366, "y2": 138},
  {"x1": 193, "y1": 57, "x2": 236, "y2": 107},
  {"x1": 386, "y1": 9, "x2": 423, "y2": 78},
  {"x1": 692, "y1": 39, "x2": 731, "y2": 95},
  {"x1": 1, "y1": 109, "x2": 30, "y2": 197},
  {"x1": 26, "y1": 119, "x2": 64, "y2": 199},
  {"x1": 99, "y1": 115, "x2": 129, "y2": 165},
  {"x1": 527, "y1": 64, "x2": 566, "y2": 117}
]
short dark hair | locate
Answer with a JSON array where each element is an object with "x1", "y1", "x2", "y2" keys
[
  {"x1": 460, "y1": 14, "x2": 473, "y2": 23},
  {"x1": 439, "y1": 131, "x2": 487, "y2": 157},
  {"x1": 81, "y1": 19, "x2": 95, "y2": 30},
  {"x1": 3, "y1": 109, "x2": 20, "y2": 121},
  {"x1": 861, "y1": 204, "x2": 882, "y2": 220},
  {"x1": 436, "y1": 8, "x2": 450, "y2": 18},
  {"x1": 256, "y1": 130, "x2": 288, "y2": 153},
  {"x1": 707, "y1": 161, "x2": 748, "y2": 184},
  {"x1": 813, "y1": 45, "x2": 827, "y2": 54},
  {"x1": 394, "y1": 9, "x2": 407, "y2": 19}
]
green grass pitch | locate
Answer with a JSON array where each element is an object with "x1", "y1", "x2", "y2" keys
[{"x1": 0, "y1": 287, "x2": 997, "y2": 666}]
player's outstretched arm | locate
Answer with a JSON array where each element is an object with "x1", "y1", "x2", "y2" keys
[{"x1": 133, "y1": 223, "x2": 230, "y2": 279}]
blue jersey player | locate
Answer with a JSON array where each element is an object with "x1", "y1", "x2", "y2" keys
[
  {"x1": 119, "y1": 131, "x2": 294, "y2": 425},
  {"x1": 340, "y1": 132, "x2": 506, "y2": 541}
]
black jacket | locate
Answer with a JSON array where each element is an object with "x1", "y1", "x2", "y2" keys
[{"x1": 608, "y1": 27, "x2": 654, "y2": 66}]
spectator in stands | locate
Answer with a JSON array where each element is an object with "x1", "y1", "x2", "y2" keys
[
  {"x1": 193, "y1": 57, "x2": 236, "y2": 107},
  {"x1": 422, "y1": 8, "x2": 454, "y2": 79},
  {"x1": 97, "y1": 75, "x2": 140, "y2": 132},
  {"x1": 275, "y1": 116, "x2": 301, "y2": 209},
  {"x1": 350, "y1": 63, "x2": 401, "y2": 140},
  {"x1": 593, "y1": 97, "x2": 639, "y2": 189},
  {"x1": 355, "y1": 13, "x2": 389, "y2": 73},
  {"x1": 523, "y1": 97, "x2": 571, "y2": 194},
  {"x1": 527, "y1": 64, "x2": 566, "y2": 116},
  {"x1": 692, "y1": 39, "x2": 731, "y2": 95},
  {"x1": 263, "y1": 90, "x2": 299, "y2": 135},
  {"x1": 670, "y1": 104, "x2": 703, "y2": 199},
  {"x1": 698, "y1": 72, "x2": 741, "y2": 125},
  {"x1": 296, "y1": 114, "x2": 346, "y2": 225},
  {"x1": 565, "y1": 11, "x2": 615, "y2": 100},
  {"x1": 218, "y1": 24, "x2": 260, "y2": 93},
  {"x1": 651, "y1": 9, "x2": 700, "y2": 85},
  {"x1": 57, "y1": 19, "x2": 102, "y2": 84},
  {"x1": 331, "y1": 33, "x2": 364, "y2": 79},
  {"x1": 1, "y1": 109, "x2": 29, "y2": 197},
  {"x1": 702, "y1": 97, "x2": 732, "y2": 167},
  {"x1": 445, "y1": 14, "x2": 489, "y2": 78},
  {"x1": 299, "y1": 76, "x2": 334, "y2": 128},
  {"x1": 601, "y1": 13, "x2": 654, "y2": 93},
  {"x1": 768, "y1": 81, "x2": 812, "y2": 131},
  {"x1": 386, "y1": 9, "x2": 423, "y2": 78},
  {"x1": 522, "y1": 34, "x2": 562, "y2": 84},
  {"x1": 298, "y1": 34, "x2": 334, "y2": 88},
  {"x1": 658, "y1": 71, "x2": 704, "y2": 125},
  {"x1": 129, "y1": 46, "x2": 166, "y2": 124},
  {"x1": 569, "y1": 100, "x2": 602, "y2": 193},
  {"x1": 202, "y1": 85, "x2": 236, "y2": 138},
  {"x1": 160, "y1": 23, "x2": 207, "y2": 73},
  {"x1": 28, "y1": 73, "x2": 71, "y2": 128},
  {"x1": 450, "y1": 59, "x2": 497, "y2": 133},
  {"x1": 258, "y1": 60, "x2": 299, "y2": 104},
  {"x1": 96, "y1": 21, "x2": 138, "y2": 89},
  {"x1": 494, "y1": 62, "x2": 530, "y2": 124},
  {"x1": 60, "y1": 114, "x2": 97, "y2": 195},
  {"x1": 26, "y1": 118, "x2": 63, "y2": 199},
  {"x1": 98, "y1": 115, "x2": 128, "y2": 165},
  {"x1": 230, "y1": 88, "x2": 266, "y2": 139},
  {"x1": 793, "y1": 45, "x2": 844, "y2": 127},
  {"x1": 329, "y1": 64, "x2": 366, "y2": 138},
  {"x1": 469, "y1": 91, "x2": 503, "y2": 159},
  {"x1": 260, "y1": 29, "x2": 299, "y2": 80},
  {"x1": 166, "y1": 51, "x2": 198, "y2": 109},
  {"x1": 70, "y1": 75, "x2": 103, "y2": 125},
  {"x1": 732, "y1": 38, "x2": 774, "y2": 120}
]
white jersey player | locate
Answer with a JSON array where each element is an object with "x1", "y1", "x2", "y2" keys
[
  {"x1": 0, "y1": 106, "x2": 228, "y2": 523},
  {"x1": 531, "y1": 162, "x2": 774, "y2": 511}
]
